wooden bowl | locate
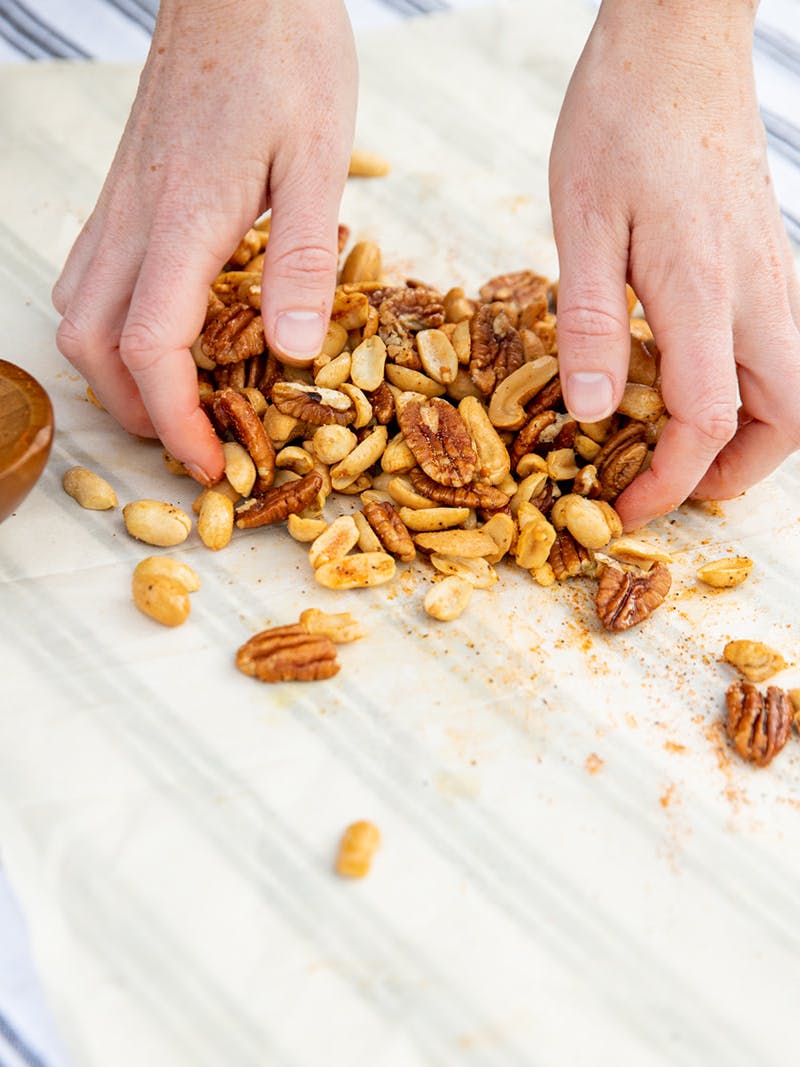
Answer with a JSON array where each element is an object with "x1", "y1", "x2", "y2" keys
[{"x1": 0, "y1": 359, "x2": 54, "y2": 523}]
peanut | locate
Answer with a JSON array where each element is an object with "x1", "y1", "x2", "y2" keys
[
  {"x1": 335, "y1": 820, "x2": 381, "y2": 878},
  {"x1": 424, "y1": 576, "x2": 473, "y2": 621},
  {"x1": 131, "y1": 571, "x2": 190, "y2": 627},
  {"x1": 62, "y1": 466, "x2": 118, "y2": 510},
  {"x1": 133, "y1": 556, "x2": 200, "y2": 593},
  {"x1": 198, "y1": 490, "x2": 234, "y2": 551},
  {"x1": 123, "y1": 500, "x2": 192, "y2": 547}
]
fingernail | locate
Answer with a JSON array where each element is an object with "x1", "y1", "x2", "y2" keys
[
  {"x1": 565, "y1": 372, "x2": 614, "y2": 421},
  {"x1": 185, "y1": 461, "x2": 213, "y2": 486},
  {"x1": 275, "y1": 310, "x2": 325, "y2": 361}
]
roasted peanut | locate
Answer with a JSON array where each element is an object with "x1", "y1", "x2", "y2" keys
[
  {"x1": 223, "y1": 441, "x2": 256, "y2": 497},
  {"x1": 198, "y1": 490, "x2": 234, "y2": 551},
  {"x1": 133, "y1": 556, "x2": 200, "y2": 593},
  {"x1": 696, "y1": 557, "x2": 753, "y2": 588},
  {"x1": 132, "y1": 571, "x2": 190, "y2": 627},
  {"x1": 424, "y1": 575, "x2": 473, "y2": 621},
  {"x1": 123, "y1": 500, "x2": 192, "y2": 547},
  {"x1": 335, "y1": 820, "x2": 381, "y2": 878},
  {"x1": 308, "y1": 515, "x2": 360, "y2": 569},
  {"x1": 62, "y1": 466, "x2": 118, "y2": 510},
  {"x1": 315, "y1": 552, "x2": 396, "y2": 589}
]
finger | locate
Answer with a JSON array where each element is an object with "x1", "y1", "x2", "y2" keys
[
  {"x1": 120, "y1": 233, "x2": 228, "y2": 483},
  {"x1": 614, "y1": 320, "x2": 738, "y2": 530},
  {"x1": 693, "y1": 331, "x2": 800, "y2": 499},
  {"x1": 551, "y1": 201, "x2": 631, "y2": 422},
  {"x1": 259, "y1": 150, "x2": 349, "y2": 365},
  {"x1": 779, "y1": 227, "x2": 800, "y2": 326},
  {"x1": 55, "y1": 238, "x2": 156, "y2": 438}
]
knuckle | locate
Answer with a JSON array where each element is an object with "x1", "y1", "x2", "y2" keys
[
  {"x1": 687, "y1": 401, "x2": 738, "y2": 450},
  {"x1": 119, "y1": 320, "x2": 164, "y2": 375},
  {"x1": 267, "y1": 243, "x2": 339, "y2": 284},
  {"x1": 55, "y1": 314, "x2": 89, "y2": 365},
  {"x1": 556, "y1": 301, "x2": 629, "y2": 344}
]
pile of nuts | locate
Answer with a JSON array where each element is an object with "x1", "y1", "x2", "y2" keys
[
  {"x1": 185, "y1": 220, "x2": 675, "y2": 632},
  {"x1": 64, "y1": 220, "x2": 800, "y2": 772}
]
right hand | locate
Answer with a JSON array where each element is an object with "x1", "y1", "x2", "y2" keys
[{"x1": 52, "y1": 0, "x2": 358, "y2": 484}]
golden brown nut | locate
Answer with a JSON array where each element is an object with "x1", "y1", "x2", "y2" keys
[
  {"x1": 363, "y1": 500, "x2": 416, "y2": 562},
  {"x1": 234, "y1": 471, "x2": 323, "y2": 528},
  {"x1": 726, "y1": 681, "x2": 792, "y2": 767},
  {"x1": 696, "y1": 557, "x2": 753, "y2": 588},
  {"x1": 548, "y1": 530, "x2": 596, "y2": 581},
  {"x1": 408, "y1": 468, "x2": 509, "y2": 511},
  {"x1": 468, "y1": 303, "x2": 525, "y2": 396},
  {"x1": 722, "y1": 640, "x2": 787, "y2": 683},
  {"x1": 595, "y1": 562, "x2": 671, "y2": 631},
  {"x1": 236, "y1": 624, "x2": 339, "y2": 682},
  {"x1": 479, "y1": 270, "x2": 549, "y2": 314},
  {"x1": 201, "y1": 303, "x2": 264, "y2": 365},
  {"x1": 335, "y1": 820, "x2": 381, "y2": 878},
  {"x1": 397, "y1": 397, "x2": 477, "y2": 488},
  {"x1": 207, "y1": 387, "x2": 276, "y2": 493},
  {"x1": 271, "y1": 381, "x2": 355, "y2": 426},
  {"x1": 593, "y1": 423, "x2": 649, "y2": 501}
]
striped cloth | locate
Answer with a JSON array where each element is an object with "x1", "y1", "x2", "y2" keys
[{"x1": 0, "y1": 2, "x2": 797, "y2": 1067}]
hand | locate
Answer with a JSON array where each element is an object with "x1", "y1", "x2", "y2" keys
[
  {"x1": 53, "y1": 0, "x2": 357, "y2": 483},
  {"x1": 549, "y1": 0, "x2": 800, "y2": 530}
]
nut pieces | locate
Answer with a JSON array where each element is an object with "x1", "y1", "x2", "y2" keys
[
  {"x1": 722, "y1": 640, "x2": 787, "y2": 683},
  {"x1": 595, "y1": 562, "x2": 672, "y2": 631},
  {"x1": 726, "y1": 681, "x2": 792, "y2": 767}
]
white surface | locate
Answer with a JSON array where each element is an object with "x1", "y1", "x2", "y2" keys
[{"x1": 1, "y1": 3, "x2": 800, "y2": 1066}]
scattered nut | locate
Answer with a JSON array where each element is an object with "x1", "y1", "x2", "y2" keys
[
  {"x1": 424, "y1": 575, "x2": 473, "y2": 621},
  {"x1": 723, "y1": 640, "x2": 787, "y2": 683},
  {"x1": 132, "y1": 571, "x2": 190, "y2": 627},
  {"x1": 133, "y1": 556, "x2": 200, "y2": 593},
  {"x1": 63, "y1": 466, "x2": 118, "y2": 510},
  {"x1": 595, "y1": 562, "x2": 671, "y2": 631},
  {"x1": 123, "y1": 500, "x2": 192, "y2": 547},
  {"x1": 236, "y1": 624, "x2": 339, "y2": 682},
  {"x1": 696, "y1": 557, "x2": 753, "y2": 588},
  {"x1": 726, "y1": 680, "x2": 792, "y2": 767},
  {"x1": 335, "y1": 820, "x2": 381, "y2": 878}
]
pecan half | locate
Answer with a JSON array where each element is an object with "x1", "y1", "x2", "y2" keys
[
  {"x1": 236, "y1": 624, "x2": 339, "y2": 682},
  {"x1": 235, "y1": 470, "x2": 322, "y2": 528},
  {"x1": 397, "y1": 397, "x2": 477, "y2": 488},
  {"x1": 526, "y1": 376, "x2": 563, "y2": 418},
  {"x1": 726, "y1": 681, "x2": 792, "y2": 767},
  {"x1": 479, "y1": 270, "x2": 549, "y2": 314},
  {"x1": 271, "y1": 381, "x2": 355, "y2": 426},
  {"x1": 207, "y1": 387, "x2": 275, "y2": 493},
  {"x1": 363, "y1": 501, "x2": 416, "y2": 562},
  {"x1": 367, "y1": 380, "x2": 395, "y2": 425},
  {"x1": 510, "y1": 410, "x2": 558, "y2": 468},
  {"x1": 201, "y1": 303, "x2": 264, "y2": 365},
  {"x1": 595, "y1": 562, "x2": 671, "y2": 631},
  {"x1": 408, "y1": 468, "x2": 509, "y2": 510},
  {"x1": 468, "y1": 303, "x2": 524, "y2": 396},
  {"x1": 548, "y1": 530, "x2": 596, "y2": 580},
  {"x1": 594, "y1": 423, "x2": 649, "y2": 501},
  {"x1": 378, "y1": 287, "x2": 445, "y2": 368}
]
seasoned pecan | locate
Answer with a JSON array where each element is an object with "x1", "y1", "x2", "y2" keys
[
  {"x1": 271, "y1": 381, "x2": 355, "y2": 426},
  {"x1": 235, "y1": 470, "x2": 322, "y2": 528},
  {"x1": 549, "y1": 530, "x2": 596, "y2": 580},
  {"x1": 468, "y1": 303, "x2": 525, "y2": 396},
  {"x1": 510, "y1": 410, "x2": 558, "y2": 468},
  {"x1": 526, "y1": 375, "x2": 563, "y2": 418},
  {"x1": 726, "y1": 681, "x2": 792, "y2": 767},
  {"x1": 367, "y1": 380, "x2": 395, "y2": 425},
  {"x1": 207, "y1": 388, "x2": 275, "y2": 493},
  {"x1": 595, "y1": 562, "x2": 671, "y2": 631},
  {"x1": 363, "y1": 501, "x2": 416, "y2": 562},
  {"x1": 531, "y1": 479, "x2": 554, "y2": 516},
  {"x1": 479, "y1": 270, "x2": 549, "y2": 314},
  {"x1": 236, "y1": 624, "x2": 339, "y2": 682},
  {"x1": 397, "y1": 397, "x2": 477, "y2": 488},
  {"x1": 201, "y1": 303, "x2": 264, "y2": 365},
  {"x1": 408, "y1": 468, "x2": 509, "y2": 510},
  {"x1": 378, "y1": 288, "x2": 445, "y2": 367},
  {"x1": 553, "y1": 418, "x2": 578, "y2": 450},
  {"x1": 593, "y1": 423, "x2": 649, "y2": 501},
  {"x1": 213, "y1": 362, "x2": 246, "y2": 391}
]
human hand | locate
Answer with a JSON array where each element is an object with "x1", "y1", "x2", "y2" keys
[
  {"x1": 549, "y1": 0, "x2": 800, "y2": 530},
  {"x1": 53, "y1": 0, "x2": 357, "y2": 483}
]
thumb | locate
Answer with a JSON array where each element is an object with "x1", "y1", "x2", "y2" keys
[
  {"x1": 260, "y1": 161, "x2": 347, "y2": 365},
  {"x1": 553, "y1": 213, "x2": 632, "y2": 422}
]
